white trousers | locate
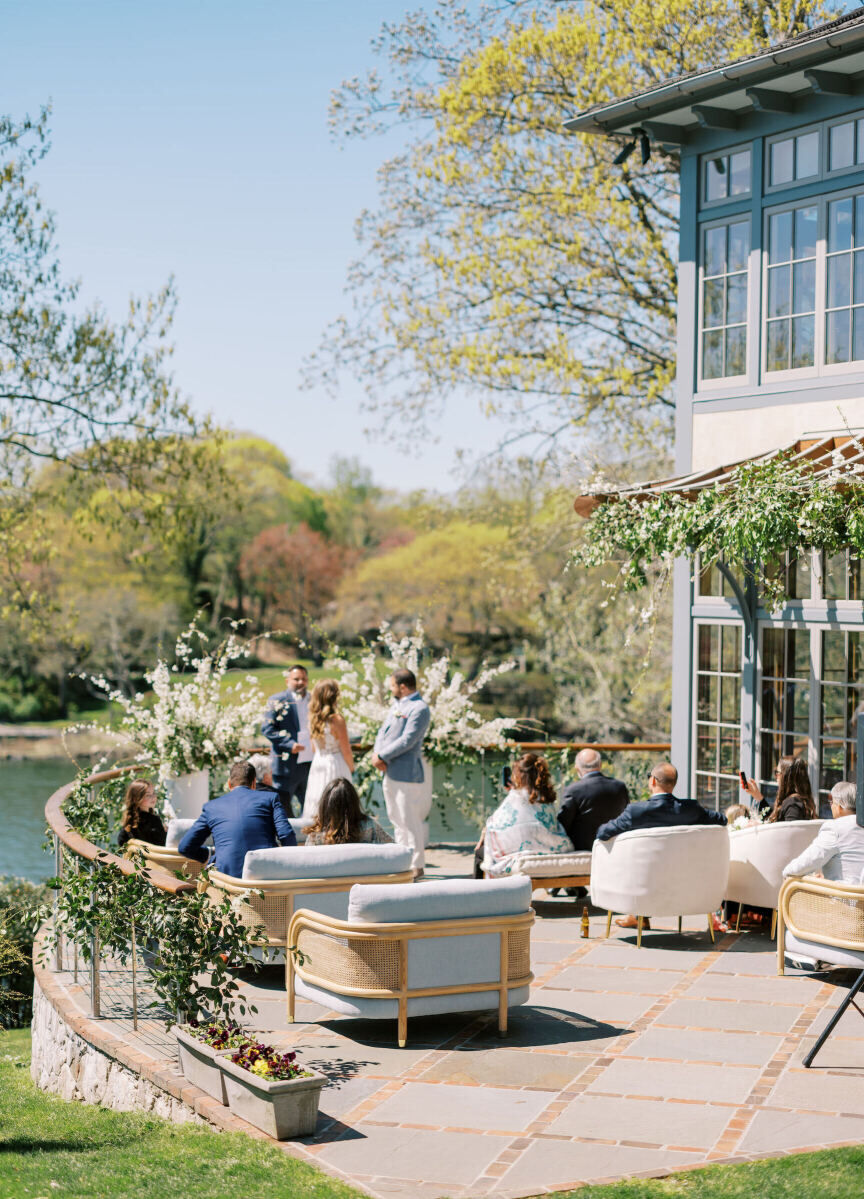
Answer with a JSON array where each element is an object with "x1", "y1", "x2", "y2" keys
[{"x1": 383, "y1": 772, "x2": 433, "y2": 871}]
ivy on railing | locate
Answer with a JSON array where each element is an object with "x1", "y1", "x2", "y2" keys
[
  {"x1": 42, "y1": 854, "x2": 264, "y2": 1026},
  {"x1": 60, "y1": 770, "x2": 130, "y2": 849}
]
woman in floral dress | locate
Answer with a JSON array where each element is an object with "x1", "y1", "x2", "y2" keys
[{"x1": 477, "y1": 753, "x2": 572, "y2": 877}]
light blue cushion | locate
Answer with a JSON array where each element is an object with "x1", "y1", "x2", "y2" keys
[
  {"x1": 294, "y1": 977, "x2": 531, "y2": 1019},
  {"x1": 407, "y1": 932, "x2": 500, "y2": 990},
  {"x1": 785, "y1": 931, "x2": 864, "y2": 969},
  {"x1": 347, "y1": 875, "x2": 532, "y2": 924},
  {"x1": 242, "y1": 842, "x2": 412, "y2": 881}
]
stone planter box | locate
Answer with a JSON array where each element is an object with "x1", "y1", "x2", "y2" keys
[
  {"x1": 174, "y1": 1027, "x2": 235, "y2": 1104},
  {"x1": 218, "y1": 1054, "x2": 326, "y2": 1139}
]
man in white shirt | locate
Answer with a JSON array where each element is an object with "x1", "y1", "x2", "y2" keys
[{"x1": 783, "y1": 781, "x2": 864, "y2": 883}]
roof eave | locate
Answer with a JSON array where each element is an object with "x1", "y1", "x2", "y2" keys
[{"x1": 565, "y1": 23, "x2": 864, "y2": 137}]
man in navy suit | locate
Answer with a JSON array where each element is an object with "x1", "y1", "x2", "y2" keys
[
  {"x1": 596, "y1": 762, "x2": 726, "y2": 930},
  {"x1": 178, "y1": 760, "x2": 296, "y2": 879},
  {"x1": 558, "y1": 748, "x2": 629, "y2": 851},
  {"x1": 261, "y1": 665, "x2": 312, "y2": 816}
]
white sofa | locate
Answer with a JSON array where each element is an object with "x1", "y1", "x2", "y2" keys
[
  {"x1": 288, "y1": 876, "x2": 535, "y2": 1045},
  {"x1": 726, "y1": 819, "x2": 821, "y2": 936},
  {"x1": 503, "y1": 850, "x2": 592, "y2": 894},
  {"x1": 590, "y1": 824, "x2": 730, "y2": 945}
]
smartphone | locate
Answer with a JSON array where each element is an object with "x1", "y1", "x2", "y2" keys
[
  {"x1": 501, "y1": 766, "x2": 513, "y2": 789},
  {"x1": 739, "y1": 770, "x2": 748, "y2": 789}
]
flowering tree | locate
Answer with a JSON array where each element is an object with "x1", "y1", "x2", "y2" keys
[{"x1": 85, "y1": 620, "x2": 264, "y2": 783}]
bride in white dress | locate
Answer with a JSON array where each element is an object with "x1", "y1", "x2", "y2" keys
[{"x1": 301, "y1": 679, "x2": 355, "y2": 824}]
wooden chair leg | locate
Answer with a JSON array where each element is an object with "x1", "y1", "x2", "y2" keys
[
  {"x1": 735, "y1": 903, "x2": 742, "y2": 933},
  {"x1": 605, "y1": 910, "x2": 613, "y2": 938},
  {"x1": 707, "y1": 914, "x2": 715, "y2": 943},
  {"x1": 498, "y1": 990, "x2": 508, "y2": 1039},
  {"x1": 286, "y1": 951, "x2": 296, "y2": 1024},
  {"x1": 770, "y1": 909, "x2": 777, "y2": 940},
  {"x1": 397, "y1": 999, "x2": 408, "y2": 1049},
  {"x1": 636, "y1": 916, "x2": 644, "y2": 948}
]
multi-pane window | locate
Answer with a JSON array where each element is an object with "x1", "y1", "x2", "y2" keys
[
  {"x1": 766, "y1": 206, "x2": 817, "y2": 371},
  {"x1": 695, "y1": 624, "x2": 743, "y2": 811},
  {"x1": 819, "y1": 630, "x2": 864, "y2": 814},
  {"x1": 758, "y1": 627, "x2": 810, "y2": 795},
  {"x1": 697, "y1": 558, "x2": 736, "y2": 598},
  {"x1": 826, "y1": 194, "x2": 864, "y2": 364},
  {"x1": 702, "y1": 220, "x2": 749, "y2": 380},
  {"x1": 762, "y1": 549, "x2": 812, "y2": 601},
  {"x1": 703, "y1": 149, "x2": 752, "y2": 203},
  {"x1": 829, "y1": 116, "x2": 864, "y2": 172},
  {"x1": 769, "y1": 130, "x2": 820, "y2": 188},
  {"x1": 822, "y1": 548, "x2": 862, "y2": 599}
]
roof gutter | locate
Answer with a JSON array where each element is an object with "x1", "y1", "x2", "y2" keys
[{"x1": 565, "y1": 23, "x2": 864, "y2": 135}]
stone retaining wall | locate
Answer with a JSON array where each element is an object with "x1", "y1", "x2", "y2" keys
[{"x1": 30, "y1": 980, "x2": 201, "y2": 1123}]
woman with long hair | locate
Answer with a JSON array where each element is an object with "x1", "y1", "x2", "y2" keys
[
  {"x1": 117, "y1": 778, "x2": 166, "y2": 847},
  {"x1": 301, "y1": 678, "x2": 355, "y2": 823},
  {"x1": 745, "y1": 755, "x2": 818, "y2": 822},
  {"x1": 305, "y1": 778, "x2": 392, "y2": 846},
  {"x1": 476, "y1": 752, "x2": 571, "y2": 877}
]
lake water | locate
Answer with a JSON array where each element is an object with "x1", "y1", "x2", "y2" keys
[{"x1": 0, "y1": 758, "x2": 493, "y2": 882}]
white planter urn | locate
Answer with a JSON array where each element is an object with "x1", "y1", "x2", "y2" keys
[{"x1": 163, "y1": 769, "x2": 210, "y2": 819}]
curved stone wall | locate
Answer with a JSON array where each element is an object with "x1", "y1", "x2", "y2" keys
[{"x1": 30, "y1": 979, "x2": 200, "y2": 1124}]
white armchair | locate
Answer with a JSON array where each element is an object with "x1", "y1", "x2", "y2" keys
[
  {"x1": 590, "y1": 824, "x2": 730, "y2": 945},
  {"x1": 289, "y1": 876, "x2": 534, "y2": 1046},
  {"x1": 726, "y1": 819, "x2": 821, "y2": 937}
]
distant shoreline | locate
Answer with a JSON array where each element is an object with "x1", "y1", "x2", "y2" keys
[{"x1": 0, "y1": 724, "x2": 125, "y2": 762}]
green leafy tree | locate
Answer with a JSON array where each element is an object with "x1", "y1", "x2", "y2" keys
[{"x1": 309, "y1": 0, "x2": 833, "y2": 454}]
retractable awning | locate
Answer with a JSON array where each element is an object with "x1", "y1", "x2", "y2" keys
[{"x1": 573, "y1": 434, "x2": 864, "y2": 517}]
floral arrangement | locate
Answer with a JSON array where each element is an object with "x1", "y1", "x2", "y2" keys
[
  {"x1": 230, "y1": 1042, "x2": 309, "y2": 1082},
  {"x1": 84, "y1": 619, "x2": 264, "y2": 783},
  {"x1": 573, "y1": 447, "x2": 864, "y2": 609},
  {"x1": 327, "y1": 621, "x2": 517, "y2": 763},
  {"x1": 184, "y1": 1019, "x2": 254, "y2": 1051}
]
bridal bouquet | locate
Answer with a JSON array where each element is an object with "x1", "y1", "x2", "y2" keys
[
  {"x1": 326, "y1": 621, "x2": 517, "y2": 765},
  {"x1": 84, "y1": 620, "x2": 264, "y2": 783}
]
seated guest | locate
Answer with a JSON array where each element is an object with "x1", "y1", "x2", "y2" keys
[
  {"x1": 117, "y1": 779, "x2": 165, "y2": 848},
  {"x1": 743, "y1": 756, "x2": 817, "y2": 822},
  {"x1": 178, "y1": 760, "x2": 296, "y2": 877},
  {"x1": 558, "y1": 748, "x2": 629, "y2": 850},
  {"x1": 596, "y1": 762, "x2": 727, "y2": 930},
  {"x1": 304, "y1": 778, "x2": 393, "y2": 846},
  {"x1": 783, "y1": 781, "x2": 864, "y2": 883},
  {"x1": 248, "y1": 753, "x2": 276, "y2": 791},
  {"x1": 477, "y1": 753, "x2": 572, "y2": 878}
]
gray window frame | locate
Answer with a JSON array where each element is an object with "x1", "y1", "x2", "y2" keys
[
  {"x1": 700, "y1": 142, "x2": 754, "y2": 210},
  {"x1": 698, "y1": 213, "x2": 753, "y2": 389},
  {"x1": 765, "y1": 121, "x2": 823, "y2": 194}
]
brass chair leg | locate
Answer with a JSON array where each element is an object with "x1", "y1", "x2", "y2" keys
[
  {"x1": 605, "y1": 910, "x2": 613, "y2": 938},
  {"x1": 637, "y1": 916, "x2": 644, "y2": 948},
  {"x1": 677, "y1": 916, "x2": 682, "y2": 935},
  {"x1": 770, "y1": 909, "x2": 777, "y2": 940},
  {"x1": 707, "y1": 914, "x2": 715, "y2": 943},
  {"x1": 735, "y1": 903, "x2": 742, "y2": 933}
]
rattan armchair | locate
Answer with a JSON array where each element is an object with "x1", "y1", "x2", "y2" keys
[
  {"x1": 204, "y1": 857, "x2": 414, "y2": 998},
  {"x1": 288, "y1": 876, "x2": 535, "y2": 1046},
  {"x1": 123, "y1": 839, "x2": 204, "y2": 878},
  {"x1": 777, "y1": 874, "x2": 864, "y2": 1066}
]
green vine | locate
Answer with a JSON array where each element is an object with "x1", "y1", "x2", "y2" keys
[{"x1": 574, "y1": 451, "x2": 864, "y2": 607}]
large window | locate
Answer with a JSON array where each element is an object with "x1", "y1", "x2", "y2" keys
[
  {"x1": 695, "y1": 623, "x2": 743, "y2": 810},
  {"x1": 826, "y1": 193, "x2": 864, "y2": 364},
  {"x1": 820, "y1": 630, "x2": 864, "y2": 812},
  {"x1": 758, "y1": 627, "x2": 810, "y2": 793},
  {"x1": 766, "y1": 205, "x2": 817, "y2": 371},
  {"x1": 701, "y1": 219, "x2": 749, "y2": 380}
]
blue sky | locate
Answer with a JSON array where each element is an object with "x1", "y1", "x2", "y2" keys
[{"x1": 1, "y1": 0, "x2": 510, "y2": 491}]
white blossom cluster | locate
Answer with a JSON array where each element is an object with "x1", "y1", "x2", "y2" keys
[
  {"x1": 87, "y1": 621, "x2": 264, "y2": 782},
  {"x1": 325, "y1": 621, "x2": 517, "y2": 759}
]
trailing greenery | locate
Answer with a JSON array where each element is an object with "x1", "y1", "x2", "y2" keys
[
  {"x1": 0, "y1": 876, "x2": 51, "y2": 1027},
  {"x1": 44, "y1": 855, "x2": 264, "y2": 1025},
  {"x1": 62, "y1": 770, "x2": 131, "y2": 848},
  {"x1": 0, "y1": 1028, "x2": 362, "y2": 1199},
  {"x1": 574, "y1": 451, "x2": 864, "y2": 607}
]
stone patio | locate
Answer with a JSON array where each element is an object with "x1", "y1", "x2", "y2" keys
[{"x1": 34, "y1": 844, "x2": 864, "y2": 1198}]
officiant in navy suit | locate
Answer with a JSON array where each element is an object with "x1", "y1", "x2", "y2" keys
[{"x1": 261, "y1": 664, "x2": 313, "y2": 817}]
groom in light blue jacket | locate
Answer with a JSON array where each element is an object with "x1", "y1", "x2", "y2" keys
[{"x1": 372, "y1": 668, "x2": 432, "y2": 877}]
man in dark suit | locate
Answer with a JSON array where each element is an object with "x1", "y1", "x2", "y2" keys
[
  {"x1": 595, "y1": 761, "x2": 727, "y2": 929},
  {"x1": 261, "y1": 665, "x2": 311, "y2": 816},
  {"x1": 558, "y1": 748, "x2": 629, "y2": 851},
  {"x1": 178, "y1": 760, "x2": 296, "y2": 879}
]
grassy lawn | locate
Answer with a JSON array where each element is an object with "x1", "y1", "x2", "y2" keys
[
  {"x1": 0, "y1": 1028, "x2": 362, "y2": 1199},
  {"x1": 540, "y1": 1149, "x2": 864, "y2": 1198}
]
